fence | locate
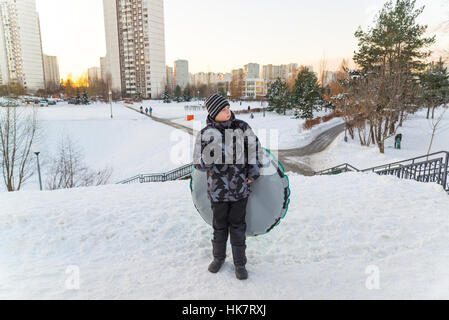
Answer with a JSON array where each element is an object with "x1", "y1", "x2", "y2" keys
[
  {"x1": 315, "y1": 151, "x2": 449, "y2": 192},
  {"x1": 117, "y1": 163, "x2": 194, "y2": 184}
]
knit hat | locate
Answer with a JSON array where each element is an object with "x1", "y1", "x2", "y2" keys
[{"x1": 205, "y1": 94, "x2": 230, "y2": 120}]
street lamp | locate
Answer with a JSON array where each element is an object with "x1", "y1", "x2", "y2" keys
[
  {"x1": 32, "y1": 145, "x2": 43, "y2": 191},
  {"x1": 109, "y1": 90, "x2": 113, "y2": 119}
]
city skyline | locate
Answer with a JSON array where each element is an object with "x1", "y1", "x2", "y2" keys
[{"x1": 35, "y1": 0, "x2": 449, "y2": 80}]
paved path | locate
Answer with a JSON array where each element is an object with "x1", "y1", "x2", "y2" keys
[
  {"x1": 123, "y1": 104, "x2": 195, "y2": 136},
  {"x1": 276, "y1": 123, "x2": 346, "y2": 175},
  {"x1": 123, "y1": 104, "x2": 345, "y2": 176}
]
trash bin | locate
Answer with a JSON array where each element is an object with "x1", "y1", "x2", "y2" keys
[{"x1": 395, "y1": 134, "x2": 402, "y2": 149}]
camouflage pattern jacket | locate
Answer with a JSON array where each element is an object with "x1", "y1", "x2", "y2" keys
[{"x1": 193, "y1": 111, "x2": 263, "y2": 202}]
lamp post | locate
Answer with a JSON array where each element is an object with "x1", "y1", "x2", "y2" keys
[
  {"x1": 32, "y1": 146, "x2": 43, "y2": 191},
  {"x1": 109, "y1": 89, "x2": 113, "y2": 119}
]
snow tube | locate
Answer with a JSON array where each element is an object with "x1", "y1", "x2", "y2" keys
[{"x1": 190, "y1": 148, "x2": 290, "y2": 237}]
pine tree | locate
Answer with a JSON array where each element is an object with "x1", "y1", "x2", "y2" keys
[
  {"x1": 162, "y1": 91, "x2": 171, "y2": 103},
  {"x1": 81, "y1": 90, "x2": 89, "y2": 105},
  {"x1": 183, "y1": 86, "x2": 192, "y2": 102},
  {"x1": 74, "y1": 89, "x2": 81, "y2": 105},
  {"x1": 174, "y1": 85, "x2": 182, "y2": 102},
  {"x1": 352, "y1": 0, "x2": 436, "y2": 153},
  {"x1": 420, "y1": 58, "x2": 449, "y2": 119},
  {"x1": 291, "y1": 67, "x2": 323, "y2": 119},
  {"x1": 267, "y1": 78, "x2": 290, "y2": 115}
]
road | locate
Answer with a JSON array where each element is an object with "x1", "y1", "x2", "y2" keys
[{"x1": 123, "y1": 104, "x2": 345, "y2": 175}]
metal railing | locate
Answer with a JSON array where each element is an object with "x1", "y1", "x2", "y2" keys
[
  {"x1": 117, "y1": 163, "x2": 194, "y2": 184},
  {"x1": 315, "y1": 151, "x2": 449, "y2": 192},
  {"x1": 314, "y1": 163, "x2": 360, "y2": 176}
]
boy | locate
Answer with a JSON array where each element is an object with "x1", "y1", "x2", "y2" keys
[{"x1": 193, "y1": 94, "x2": 263, "y2": 280}]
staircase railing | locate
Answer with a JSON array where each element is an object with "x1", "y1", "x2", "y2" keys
[
  {"x1": 314, "y1": 163, "x2": 360, "y2": 175},
  {"x1": 117, "y1": 163, "x2": 193, "y2": 184},
  {"x1": 315, "y1": 151, "x2": 449, "y2": 192}
]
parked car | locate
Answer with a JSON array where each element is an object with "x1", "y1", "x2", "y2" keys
[
  {"x1": 39, "y1": 99, "x2": 49, "y2": 107},
  {"x1": 48, "y1": 99, "x2": 57, "y2": 105}
]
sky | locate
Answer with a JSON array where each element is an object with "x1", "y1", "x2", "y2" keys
[{"x1": 35, "y1": 0, "x2": 448, "y2": 79}]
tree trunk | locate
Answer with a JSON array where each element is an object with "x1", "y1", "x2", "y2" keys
[{"x1": 378, "y1": 141, "x2": 385, "y2": 154}]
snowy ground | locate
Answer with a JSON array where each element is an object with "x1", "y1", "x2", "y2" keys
[
  {"x1": 307, "y1": 106, "x2": 449, "y2": 172},
  {"x1": 137, "y1": 99, "x2": 342, "y2": 150},
  {"x1": 1, "y1": 173, "x2": 449, "y2": 299},
  {"x1": 14, "y1": 102, "x2": 194, "y2": 190},
  {"x1": 14, "y1": 100, "x2": 338, "y2": 191}
]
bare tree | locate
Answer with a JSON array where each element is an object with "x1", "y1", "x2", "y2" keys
[
  {"x1": 0, "y1": 106, "x2": 39, "y2": 191},
  {"x1": 46, "y1": 136, "x2": 113, "y2": 190},
  {"x1": 426, "y1": 105, "x2": 449, "y2": 157},
  {"x1": 318, "y1": 54, "x2": 328, "y2": 88}
]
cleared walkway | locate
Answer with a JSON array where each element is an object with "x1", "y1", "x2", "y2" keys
[{"x1": 123, "y1": 104, "x2": 345, "y2": 175}]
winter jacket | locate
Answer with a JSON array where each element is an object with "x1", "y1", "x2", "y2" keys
[{"x1": 193, "y1": 111, "x2": 263, "y2": 202}]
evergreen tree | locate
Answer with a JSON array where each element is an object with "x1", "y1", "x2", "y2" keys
[
  {"x1": 420, "y1": 59, "x2": 449, "y2": 119},
  {"x1": 162, "y1": 90, "x2": 171, "y2": 103},
  {"x1": 291, "y1": 67, "x2": 323, "y2": 119},
  {"x1": 74, "y1": 89, "x2": 81, "y2": 105},
  {"x1": 183, "y1": 86, "x2": 192, "y2": 102},
  {"x1": 353, "y1": 0, "x2": 436, "y2": 153},
  {"x1": 174, "y1": 85, "x2": 183, "y2": 102},
  {"x1": 267, "y1": 78, "x2": 290, "y2": 115},
  {"x1": 81, "y1": 90, "x2": 89, "y2": 105}
]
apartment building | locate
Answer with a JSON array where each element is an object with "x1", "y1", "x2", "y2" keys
[
  {"x1": 0, "y1": 0, "x2": 44, "y2": 91},
  {"x1": 103, "y1": 0, "x2": 166, "y2": 98},
  {"x1": 42, "y1": 54, "x2": 60, "y2": 90}
]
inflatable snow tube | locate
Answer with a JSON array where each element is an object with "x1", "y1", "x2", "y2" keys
[{"x1": 190, "y1": 148, "x2": 290, "y2": 237}]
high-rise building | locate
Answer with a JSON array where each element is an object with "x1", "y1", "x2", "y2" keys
[
  {"x1": 88, "y1": 67, "x2": 101, "y2": 82},
  {"x1": 42, "y1": 54, "x2": 60, "y2": 90},
  {"x1": 262, "y1": 63, "x2": 300, "y2": 84},
  {"x1": 174, "y1": 59, "x2": 189, "y2": 89},
  {"x1": 244, "y1": 63, "x2": 260, "y2": 79},
  {"x1": 0, "y1": 0, "x2": 44, "y2": 91},
  {"x1": 103, "y1": 0, "x2": 166, "y2": 98},
  {"x1": 165, "y1": 66, "x2": 174, "y2": 90},
  {"x1": 100, "y1": 57, "x2": 107, "y2": 82}
]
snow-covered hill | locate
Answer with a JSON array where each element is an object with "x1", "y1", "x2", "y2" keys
[{"x1": 1, "y1": 174, "x2": 449, "y2": 299}]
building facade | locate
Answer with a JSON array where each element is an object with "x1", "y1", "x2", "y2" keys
[
  {"x1": 244, "y1": 63, "x2": 260, "y2": 79},
  {"x1": 42, "y1": 54, "x2": 60, "y2": 90},
  {"x1": 165, "y1": 65, "x2": 174, "y2": 90},
  {"x1": 103, "y1": 0, "x2": 166, "y2": 98},
  {"x1": 174, "y1": 59, "x2": 189, "y2": 89},
  {"x1": 0, "y1": 0, "x2": 44, "y2": 92},
  {"x1": 88, "y1": 66, "x2": 101, "y2": 82},
  {"x1": 100, "y1": 57, "x2": 107, "y2": 82},
  {"x1": 244, "y1": 78, "x2": 267, "y2": 99}
]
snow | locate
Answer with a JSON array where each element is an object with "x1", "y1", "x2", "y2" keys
[
  {"x1": 15, "y1": 100, "x2": 338, "y2": 192},
  {"x1": 15, "y1": 102, "x2": 194, "y2": 190},
  {"x1": 308, "y1": 106, "x2": 449, "y2": 172},
  {"x1": 136, "y1": 100, "x2": 340, "y2": 150},
  {"x1": 1, "y1": 173, "x2": 449, "y2": 299}
]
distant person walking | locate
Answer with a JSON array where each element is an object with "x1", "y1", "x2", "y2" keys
[
  {"x1": 145, "y1": 107, "x2": 148, "y2": 114},
  {"x1": 150, "y1": 107, "x2": 153, "y2": 116},
  {"x1": 140, "y1": 106, "x2": 143, "y2": 113}
]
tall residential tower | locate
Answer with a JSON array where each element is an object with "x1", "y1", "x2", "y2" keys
[
  {"x1": 0, "y1": 0, "x2": 44, "y2": 92},
  {"x1": 103, "y1": 0, "x2": 166, "y2": 98}
]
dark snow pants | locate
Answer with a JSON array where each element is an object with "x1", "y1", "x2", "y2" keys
[{"x1": 211, "y1": 197, "x2": 248, "y2": 266}]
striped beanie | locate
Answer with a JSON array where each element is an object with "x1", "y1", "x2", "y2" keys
[{"x1": 205, "y1": 94, "x2": 230, "y2": 120}]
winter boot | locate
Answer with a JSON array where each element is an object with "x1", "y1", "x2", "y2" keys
[
  {"x1": 208, "y1": 259, "x2": 225, "y2": 273},
  {"x1": 208, "y1": 240, "x2": 226, "y2": 273},
  {"x1": 234, "y1": 265, "x2": 248, "y2": 280},
  {"x1": 232, "y1": 245, "x2": 248, "y2": 280}
]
